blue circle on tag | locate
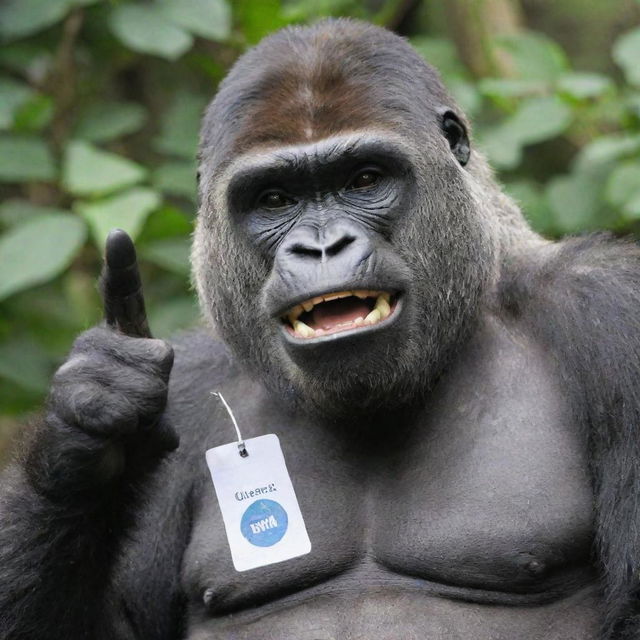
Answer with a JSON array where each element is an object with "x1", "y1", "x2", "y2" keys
[{"x1": 240, "y1": 499, "x2": 288, "y2": 547}]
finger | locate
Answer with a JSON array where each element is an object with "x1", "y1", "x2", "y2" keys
[{"x1": 100, "y1": 229, "x2": 152, "y2": 339}]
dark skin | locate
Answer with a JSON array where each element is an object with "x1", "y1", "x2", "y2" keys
[{"x1": 3, "y1": 18, "x2": 640, "y2": 640}]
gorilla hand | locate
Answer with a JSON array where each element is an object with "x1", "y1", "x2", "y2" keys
[{"x1": 29, "y1": 230, "x2": 178, "y2": 499}]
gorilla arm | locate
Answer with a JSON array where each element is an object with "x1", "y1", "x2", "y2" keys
[
  {"x1": 0, "y1": 231, "x2": 187, "y2": 640},
  {"x1": 499, "y1": 234, "x2": 640, "y2": 639}
]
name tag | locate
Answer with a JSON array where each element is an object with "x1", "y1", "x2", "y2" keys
[{"x1": 206, "y1": 434, "x2": 312, "y2": 572}]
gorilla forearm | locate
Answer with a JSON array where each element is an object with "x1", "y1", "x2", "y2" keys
[
  {"x1": 499, "y1": 234, "x2": 640, "y2": 638},
  {"x1": 0, "y1": 325, "x2": 178, "y2": 639},
  {"x1": 0, "y1": 452, "x2": 128, "y2": 639},
  {"x1": 0, "y1": 443, "x2": 189, "y2": 640}
]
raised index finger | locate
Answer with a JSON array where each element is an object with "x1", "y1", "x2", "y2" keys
[{"x1": 100, "y1": 229, "x2": 152, "y2": 339}]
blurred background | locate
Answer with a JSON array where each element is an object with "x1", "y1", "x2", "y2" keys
[{"x1": 1, "y1": 0, "x2": 639, "y2": 462}]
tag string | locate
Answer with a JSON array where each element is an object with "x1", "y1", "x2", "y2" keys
[{"x1": 211, "y1": 392, "x2": 248, "y2": 457}]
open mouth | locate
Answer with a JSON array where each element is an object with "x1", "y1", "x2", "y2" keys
[{"x1": 281, "y1": 290, "x2": 399, "y2": 339}]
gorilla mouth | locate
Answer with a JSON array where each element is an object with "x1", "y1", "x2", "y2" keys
[{"x1": 282, "y1": 290, "x2": 398, "y2": 339}]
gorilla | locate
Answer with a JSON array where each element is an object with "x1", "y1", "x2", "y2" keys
[{"x1": 1, "y1": 18, "x2": 640, "y2": 640}]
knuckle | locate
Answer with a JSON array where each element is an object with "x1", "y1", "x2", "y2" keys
[
  {"x1": 146, "y1": 339, "x2": 174, "y2": 369},
  {"x1": 133, "y1": 372, "x2": 168, "y2": 404},
  {"x1": 53, "y1": 354, "x2": 92, "y2": 384},
  {"x1": 106, "y1": 368, "x2": 168, "y2": 423},
  {"x1": 52, "y1": 382, "x2": 138, "y2": 435},
  {"x1": 71, "y1": 326, "x2": 114, "y2": 354}
]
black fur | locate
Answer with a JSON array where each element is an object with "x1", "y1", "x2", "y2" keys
[{"x1": 499, "y1": 235, "x2": 640, "y2": 638}]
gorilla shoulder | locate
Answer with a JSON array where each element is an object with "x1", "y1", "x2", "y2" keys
[{"x1": 500, "y1": 233, "x2": 640, "y2": 330}]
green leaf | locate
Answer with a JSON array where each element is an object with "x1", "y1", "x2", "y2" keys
[
  {"x1": 605, "y1": 162, "x2": 640, "y2": 208},
  {"x1": 234, "y1": 0, "x2": 288, "y2": 44},
  {"x1": 0, "y1": 213, "x2": 87, "y2": 301},
  {"x1": 74, "y1": 102, "x2": 147, "y2": 143},
  {"x1": 0, "y1": 78, "x2": 34, "y2": 129},
  {"x1": 109, "y1": 5, "x2": 193, "y2": 60},
  {"x1": 0, "y1": 135, "x2": 55, "y2": 182},
  {"x1": 613, "y1": 27, "x2": 640, "y2": 87},
  {"x1": 411, "y1": 37, "x2": 467, "y2": 78},
  {"x1": 477, "y1": 124, "x2": 522, "y2": 170},
  {"x1": 13, "y1": 94, "x2": 54, "y2": 132},
  {"x1": 141, "y1": 237, "x2": 191, "y2": 276},
  {"x1": 623, "y1": 192, "x2": 640, "y2": 220},
  {"x1": 575, "y1": 134, "x2": 640, "y2": 171},
  {"x1": 154, "y1": 92, "x2": 208, "y2": 159},
  {"x1": 479, "y1": 78, "x2": 546, "y2": 100},
  {"x1": 505, "y1": 180, "x2": 554, "y2": 234},
  {"x1": 546, "y1": 173, "x2": 601, "y2": 233},
  {"x1": 0, "y1": 199, "x2": 69, "y2": 227},
  {"x1": 0, "y1": 339, "x2": 52, "y2": 393},
  {"x1": 505, "y1": 96, "x2": 572, "y2": 145},
  {"x1": 495, "y1": 32, "x2": 569, "y2": 82},
  {"x1": 63, "y1": 140, "x2": 146, "y2": 197},
  {"x1": 76, "y1": 187, "x2": 161, "y2": 249},
  {"x1": 0, "y1": 42, "x2": 52, "y2": 76},
  {"x1": 158, "y1": 0, "x2": 231, "y2": 41},
  {"x1": 148, "y1": 297, "x2": 199, "y2": 338},
  {"x1": 138, "y1": 205, "x2": 193, "y2": 241},
  {"x1": 478, "y1": 97, "x2": 571, "y2": 169},
  {"x1": 447, "y1": 79, "x2": 482, "y2": 118},
  {"x1": 152, "y1": 161, "x2": 197, "y2": 201},
  {"x1": 0, "y1": 0, "x2": 71, "y2": 42},
  {"x1": 627, "y1": 94, "x2": 640, "y2": 119},
  {"x1": 557, "y1": 73, "x2": 612, "y2": 100}
]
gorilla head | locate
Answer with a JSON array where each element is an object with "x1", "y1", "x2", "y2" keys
[{"x1": 193, "y1": 19, "x2": 529, "y2": 415}]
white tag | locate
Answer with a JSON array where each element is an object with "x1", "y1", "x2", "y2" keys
[{"x1": 205, "y1": 434, "x2": 312, "y2": 572}]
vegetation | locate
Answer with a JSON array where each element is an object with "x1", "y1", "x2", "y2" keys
[{"x1": 1, "y1": 0, "x2": 639, "y2": 457}]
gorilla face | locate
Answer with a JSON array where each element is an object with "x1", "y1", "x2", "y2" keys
[
  {"x1": 193, "y1": 20, "x2": 497, "y2": 415},
  {"x1": 229, "y1": 133, "x2": 413, "y2": 364}
]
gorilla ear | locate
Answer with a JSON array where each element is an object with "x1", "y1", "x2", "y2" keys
[{"x1": 440, "y1": 110, "x2": 470, "y2": 167}]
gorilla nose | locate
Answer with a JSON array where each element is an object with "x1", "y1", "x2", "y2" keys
[
  {"x1": 289, "y1": 234, "x2": 355, "y2": 260},
  {"x1": 282, "y1": 224, "x2": 371, "y2": 266}
]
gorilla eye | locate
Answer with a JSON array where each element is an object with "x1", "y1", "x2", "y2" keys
[
  {"x1": 258, "y1": 190, "x2": 294, "y2": 209},
  {"x1": 346, "y1": 168, "x2": 382, "y2": 191}
]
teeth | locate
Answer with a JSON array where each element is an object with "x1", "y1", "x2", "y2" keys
[
  {"x1": 324, "y1": 291, "x2": 351, "y2": 301},
  {"x1": 375, "y1": 294, "x2": 391, "y2": 319},
  {"x1": 284, "y1": 290, "x2": 395, "y2": 334},
  {"x1": 293, "y1": 320, "x2": 315, "y2": 338},
  {"x1": 287, "y1": 305, "x2": 304, "y2": 324},
  {"x1": 364, "y1": 309, "x2": 382, "y2": 325}
]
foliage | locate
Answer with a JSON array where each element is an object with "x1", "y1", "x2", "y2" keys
[
  {"x1": 0, "y1": 0, "x2": 639, "y2": 427},
  {"x1": 413, "y1": 28, "x2": 640, "y2": 236}
]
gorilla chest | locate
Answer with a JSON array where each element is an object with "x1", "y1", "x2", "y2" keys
[{"x1": 183, "y1": 324, "x2": 594, "y2": 618}]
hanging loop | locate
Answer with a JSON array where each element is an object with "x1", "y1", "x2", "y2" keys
[{"x1": 211, "y1": 392, "x2": 248, "y2": 457}]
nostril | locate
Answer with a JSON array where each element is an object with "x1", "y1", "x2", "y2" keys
[
  {"x1": 286, "y1": 235, "x2": 356, "y2": 260},
  {"x1": 326, "y1": 235, "x2": 355, "y2": 258},
  {"x1": 288, "y1": 243, "x2": 323, "y2": 259}
]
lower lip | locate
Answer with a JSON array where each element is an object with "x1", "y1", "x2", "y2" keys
[{"x1": 282, "y1": 297, "x2": 402, "y2": 343}]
